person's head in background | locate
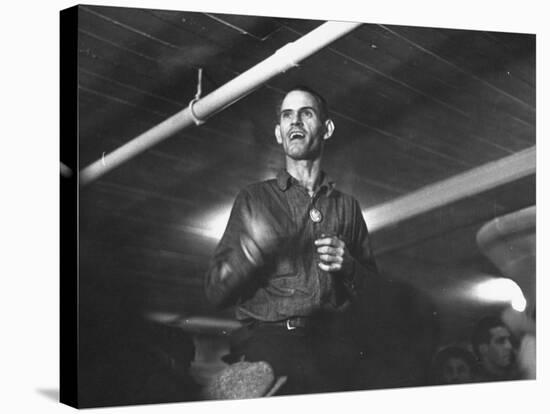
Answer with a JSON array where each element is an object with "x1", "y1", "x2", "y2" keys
[
  {"x1": 430, "y1": 345, "x2": 477, "y2": 385},
  {"x1": 472, "y1": 315, "x2": 516, "y2": 380}
]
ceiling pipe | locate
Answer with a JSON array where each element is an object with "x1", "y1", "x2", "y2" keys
[
  {"x1": 364, "y1": 146, "x2": 536, "y2": 233},
  {"x1": 79, "y1": 20, "x2": 362, "y2": 186}
]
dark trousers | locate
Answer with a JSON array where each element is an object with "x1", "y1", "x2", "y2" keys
[{"x1": 231, "y1": 323, "x2": 360, "y2": 396}]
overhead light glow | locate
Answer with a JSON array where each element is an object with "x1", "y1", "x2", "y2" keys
[
  {"x1": 190, "y1": 206, "x2": 232, "y2": 240},
  {"x1": 472, "y1": 277, "x2": 527, "y2": 312},
  {"x1": 206, "y1": 208, "x2": 231, "y2": 239}
]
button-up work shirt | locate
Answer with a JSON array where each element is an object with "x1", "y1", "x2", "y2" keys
[{"x1": 204, "y1": 170, "x2": 379, "y2": 322}]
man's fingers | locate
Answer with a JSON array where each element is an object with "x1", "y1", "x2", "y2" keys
[
  {"x1": 315, "y1": 236, "x2": 344, "y2": 247},
  {"x1": 318, "y1": 262, "x2": 342, "y2": 272},
  {"x1": 318, "y1": 262, "x2": 330, "y2": 271},
  {"x1": 316, "y1": 246, "x2": 344, "y2": 256},
  {"x1": 314, "y1": 237, "x2": 335, "y2": 246},
  {"x1": 319, "y1": 254, "x2": 343, "y2": 264},
  {"x1": 316, "y1": 235, "x2": 348, "y2": 273}
]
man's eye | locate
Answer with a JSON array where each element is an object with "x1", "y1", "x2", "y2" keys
[{"x1": 302, "y1": 110, "x2": 313, "y2": 118}]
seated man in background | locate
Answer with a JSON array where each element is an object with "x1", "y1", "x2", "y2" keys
[{"x1": 471, "y1": 315, "x2": 518, "y2": 382}]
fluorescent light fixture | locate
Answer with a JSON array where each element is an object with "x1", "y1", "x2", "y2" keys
[
  {"x1": 472, "y1": 277, "x2": 527, "y2": 312},
  {"x1": 362, "y1": 147, "x2": 535, "y2": 233}
]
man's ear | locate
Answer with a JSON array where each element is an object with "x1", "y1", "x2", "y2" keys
[
  {"x1": 275, "y1": 124, "x2": 283, "y2": 145},
  {"x1": 323, "y1": 118, "x2": 335, "y2": 140}
]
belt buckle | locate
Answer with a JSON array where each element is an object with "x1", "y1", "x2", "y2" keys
[{"x1": 286, "y1": 319, "x2": 297, "y2": 330}]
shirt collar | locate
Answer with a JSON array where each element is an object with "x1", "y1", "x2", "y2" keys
[{"x1": 276, "y1": 169, "x2": 335, "y2": 195}]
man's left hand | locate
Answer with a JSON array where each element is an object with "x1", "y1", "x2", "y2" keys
[{"x1": 315, "y1": 234, "x2": 353, "y2": 275}]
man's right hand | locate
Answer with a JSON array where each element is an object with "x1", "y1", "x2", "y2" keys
[{"x1": 239, "y1": 205, "x2": 287, "y2": 267}]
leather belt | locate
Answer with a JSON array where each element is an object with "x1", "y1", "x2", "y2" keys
[{"x1": 255, "y1": 317, "x2": 309, "y2": 330}]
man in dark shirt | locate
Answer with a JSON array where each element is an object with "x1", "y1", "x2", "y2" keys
[{"x1": 205, "y1": 85, "x2": 379, "y2": 395}]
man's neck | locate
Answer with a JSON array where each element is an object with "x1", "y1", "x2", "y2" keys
[
  {"x1": 482, "y1": 360, "x2": 512, "y2": 379},
  {"x1": 285, "y1": 158, "x2": 322, "y2": 195}
]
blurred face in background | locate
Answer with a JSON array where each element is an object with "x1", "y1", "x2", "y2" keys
[
  {"x1": 484, "y1": 326, "x2": 514, "y2": 369},
  {"x1": 441, "y1": 357, "x2": 473, "y2": 384}
]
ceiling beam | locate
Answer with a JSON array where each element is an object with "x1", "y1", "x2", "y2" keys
[{"x1": 364, "y1": 146, "x2": 535, "y2": 232}]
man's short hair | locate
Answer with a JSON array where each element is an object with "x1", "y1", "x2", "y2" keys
[
  {"x1": 471, "y1": 315, "x2": 506, "y2": 358},
  {"x1": 276, "y1": 85, "x2": 330, "y2": 122}
]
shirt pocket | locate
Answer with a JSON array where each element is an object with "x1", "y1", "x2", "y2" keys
[
  {"x1": 272, "y1": 257, "x2": 296, "y2": 278},
  {"x1": 266, "y1": 254, "x2": 308, "y2": 297},
  {"x1": 265, "y1": 275, "x2": 302, "y2": 297}
]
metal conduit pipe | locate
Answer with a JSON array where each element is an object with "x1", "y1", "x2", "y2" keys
[
  {"x1": 364, "y1": 146, "x2": 536, "y2": 232},
  {"x1": 79, "y1": 20, "x2": 362, "y2": 186}
]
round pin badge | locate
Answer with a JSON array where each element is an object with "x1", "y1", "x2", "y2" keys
[{"x1": 309, "y1": 207, "x2": 323, "y2": 223}]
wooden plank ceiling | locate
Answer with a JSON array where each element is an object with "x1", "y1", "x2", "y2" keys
[{"x1": 76, "y1": 5, "x2": 535, "y2": 331}]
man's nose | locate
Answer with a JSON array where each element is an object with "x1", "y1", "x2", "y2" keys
[{"x1": 290, "y1": 113, "x2": 302, "y2": 125}]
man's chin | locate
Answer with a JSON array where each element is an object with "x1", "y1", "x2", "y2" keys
[{"x1": 286, "y1": 148, "x2": 320, "y2": 161}]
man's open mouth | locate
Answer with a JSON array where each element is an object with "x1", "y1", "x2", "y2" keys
[{"x1": 289, "y1": 131, "x2": 305, "y2": 140}]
